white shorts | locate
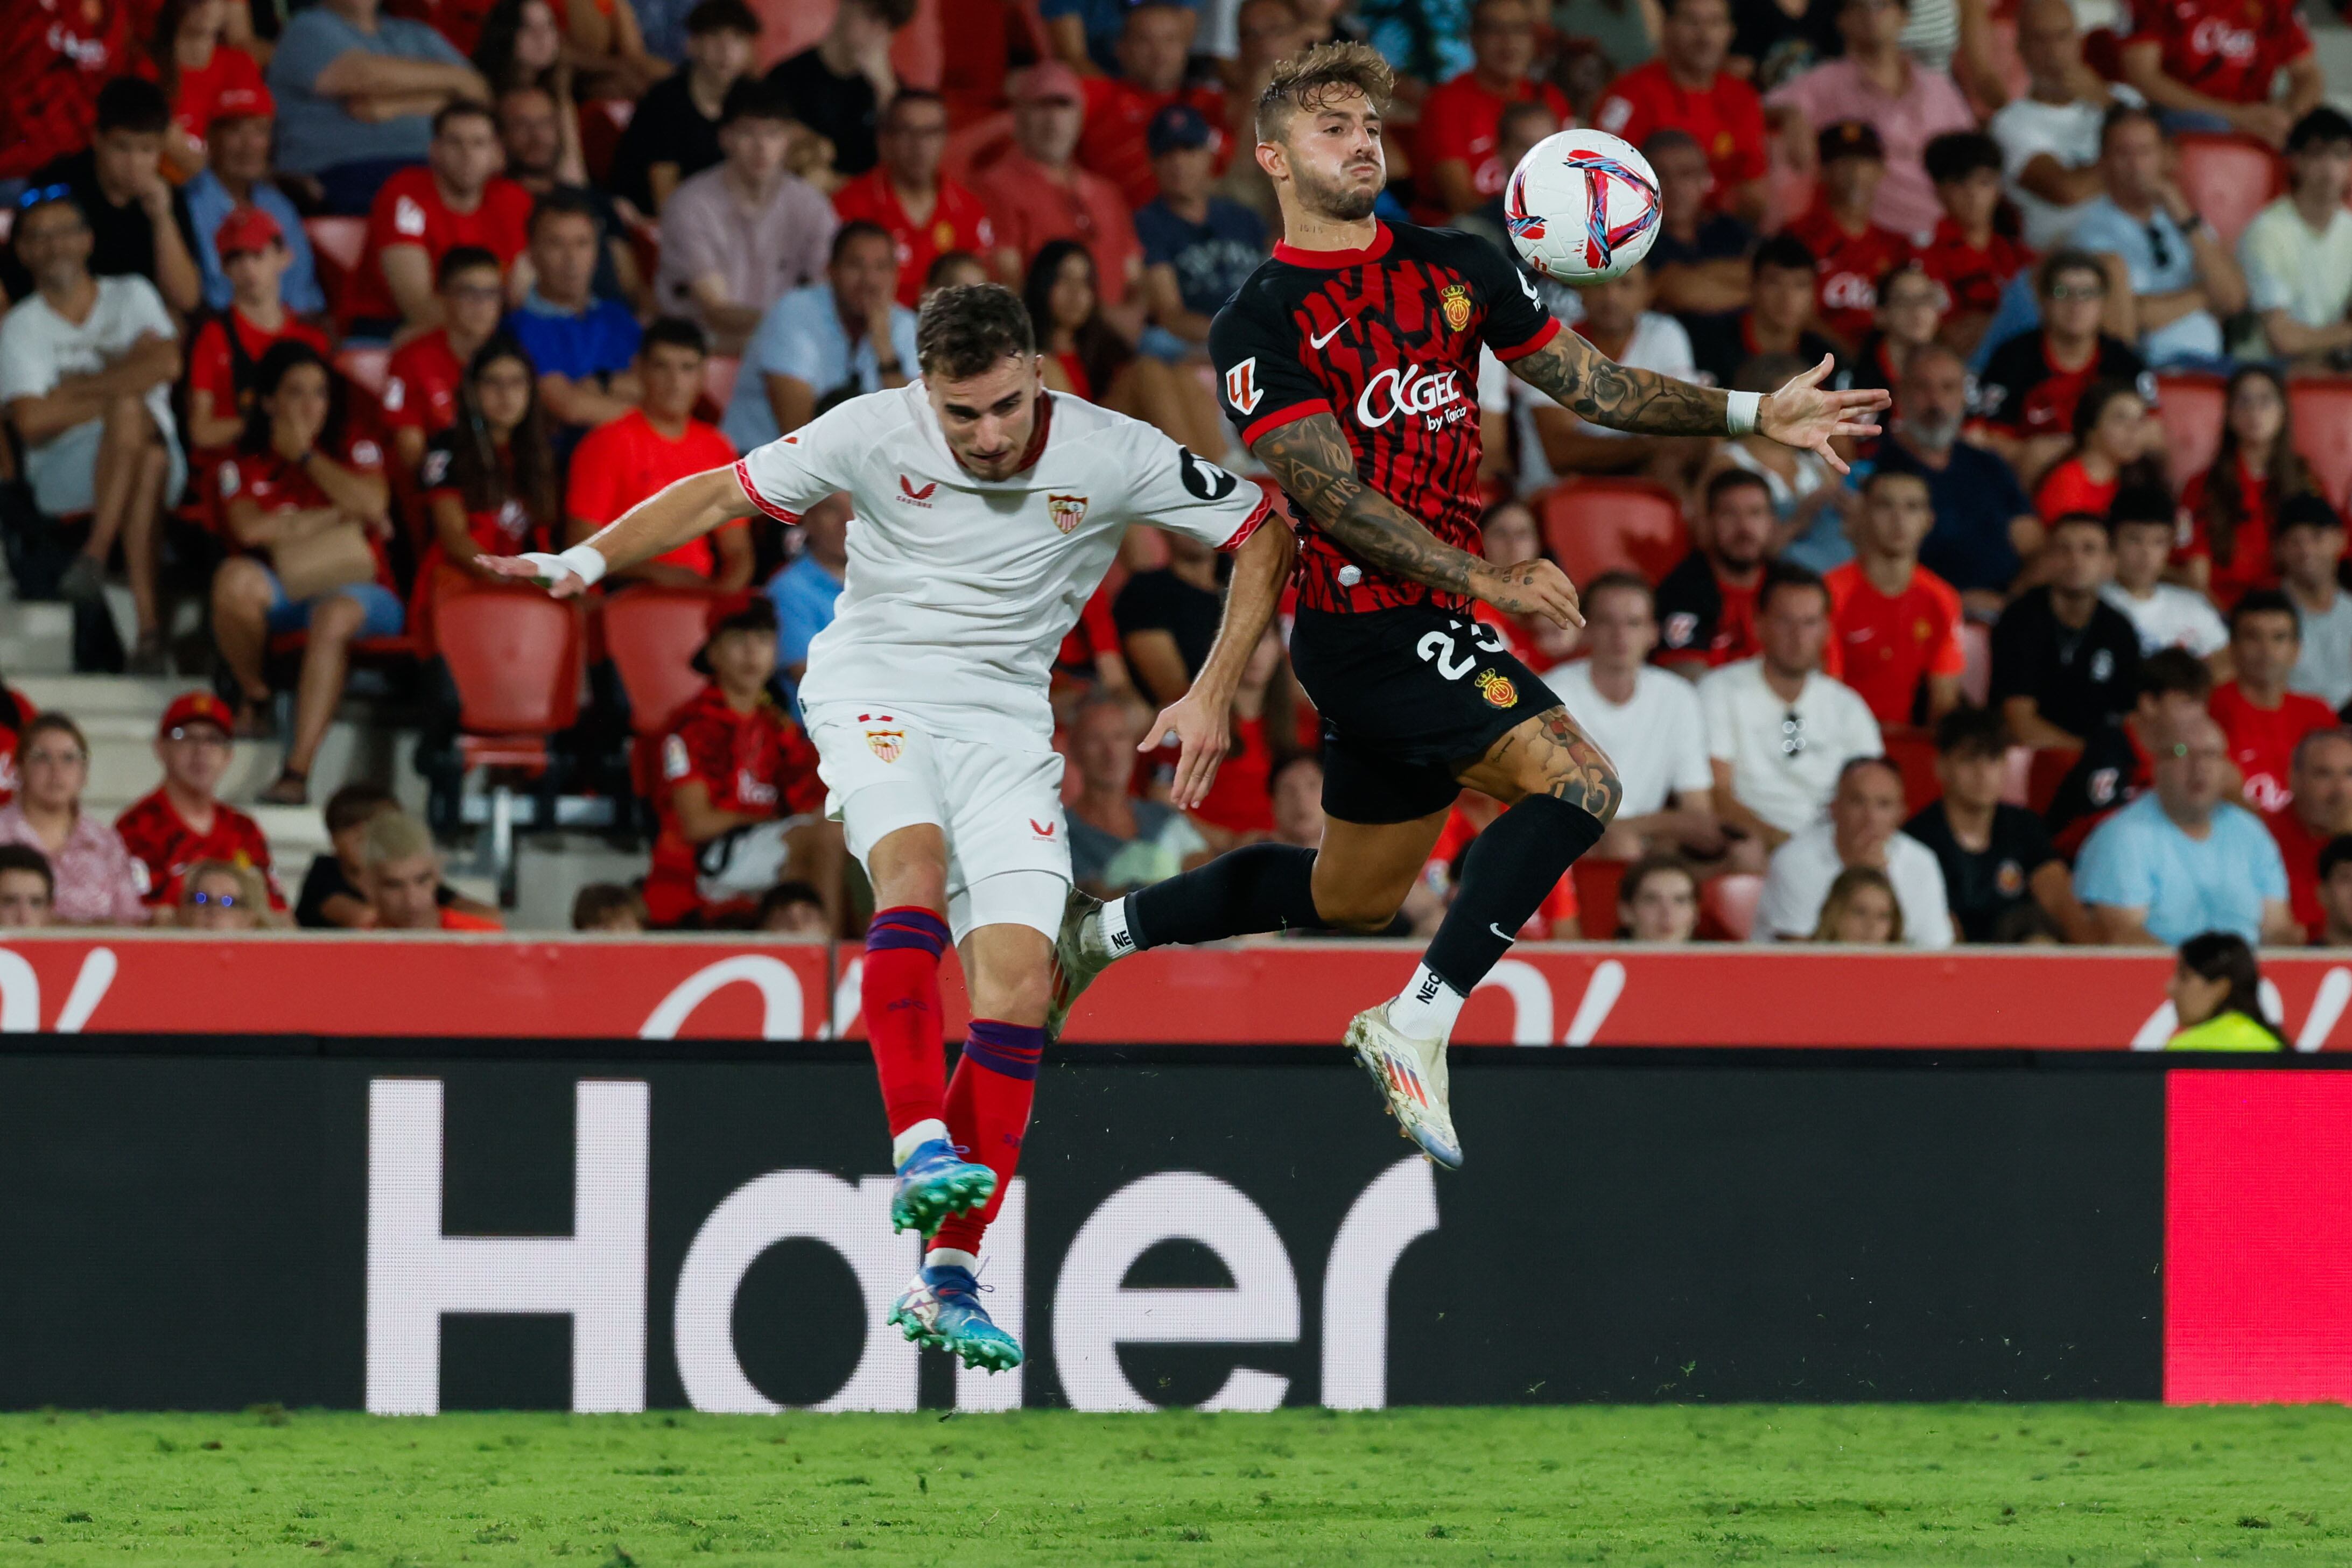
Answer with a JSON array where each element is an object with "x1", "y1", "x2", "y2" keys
[{"x1": 805, "y1": 704, "x2": 1071, "y2": 943}]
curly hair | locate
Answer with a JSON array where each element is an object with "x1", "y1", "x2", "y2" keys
[{"x1": 1256, "y1": 40, "x2": 1394, "y2": 144}]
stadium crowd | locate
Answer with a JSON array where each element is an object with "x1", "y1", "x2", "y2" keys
[{"x1": 2, "y1": 0, "x2": 2351, "y2": 959}]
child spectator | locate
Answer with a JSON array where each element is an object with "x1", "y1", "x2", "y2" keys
[
  {"x1": 362, "y1": 808, "x2": 504, "y2": 930},
  {"x1": 210, "y1": 342, "x2": 400, "y2": 806},
  {"x1": 766, "y1": 0, "x2": 913, "y2": 180},
  {"x1": 1413, "y1": 0, "x2": 1567, "y2": 221},
  {"x1": 1810, "y1": 864, "x2": 1905, "y2": 944},
  {"x1": 0, "y1": 846, "x2": 55, "y2": 929},
  {"x1": 1700, "y1": 565, "x2": 1884, "y2": 854},
  {"x1": 0, "y1": 714, "x2": 148, "y2": 926},
  {"x1": 1918, "y1": 130, "x2": 2033, "y2": 358},
  {"x1": 2117, "y1": 0, "x2": 2318, "y2": 147},
  {"x1": 766, "y1": 492, "x2": 849, "y2": 698},
  {"x1": 609, "y1": 0, "x2": 759, "y2": 216},
  {"x1": 419, "y1": 336, "x2": 561, "y2": 606},
  {"x1": 341, "y1": 99, "x2": 533, "y2": 335},
  {"x1": 1991, "y1": 511, "x2": 2142, "y2": 749},
  {"x1": 1470, "y1": 500, "x2": 1575, "y2": 669},
  {"x1": 1594, "y1": 0, "x2": 1767, "y2": 224},
  {"x1": 185, "y1": 100, "x2": 328, "y2": 317},
  {"x1": 1080, "y1": 2, "x2": 1228, "y2": 212},
  {"x1": 2177, "y1": 364, "x2": 2306, "y2": 607},
  {"x1": 1269, "y1": 753, "x2": 1325, "y2": 852},
  {"x1": 0, "y1": 0, "x2": 131, "y2": 186},
  {"x1": 833, "y1": 91, "x2": 998, "y2": 311},
  {"x1": 723, "y1": 222, "x2": 915, "y2": 446},
  {"x1": 508, "y1": 189, "x2": 643, "y2": 437},
  {"x1": 646, "y1": 600, "x2": 834, "y2": 927},
  {"x1": 382, "y1": 247, "x2": 508, "y2": 475},
  {"x1": 1686, "y1": 237, "x2": 1842, "y2": 392},
  {"x1": 2033, "y1": 378, "x2": 2163, "y2": 523},
  {"x1": 2072, "y1": 105, "x2": 2244, "y2": 368},
  {"x1": 1987, "y1": 0, "x2": 2123, "y2": 251},
  {"x1": 116, "y1": 691, "x2": 285, "y2": 912},
  {"x1": 1656, "y1": 469, "x2": 1779, "y2": 678},
  {"x1": 1876, "y1": 344, "x2": 2039, "y2": 614},
  {"x1": 1545, "y1": 572, "x2": 1722, "y2": 860},
  {"x1": 1765, "y1": 0, "x2": 1976, "y2": 237},
  {"x1": 568, "y1": 317, "x2": 752, "y2": 591},
  {"x1": 2210, "y1": 588, "x2": 2337, "y2": 814},
  {"x1": 1134, "y1": 105, "x2": 1268, "y2": 356},
  {"x1": 0, "y1": 78, "x2": 203, "y2": 318},
  {"x1": 2164, "y1": 933, "x2": 2285, "y2": 1051},
  {"x1": 297, "y1": 781, "x2": 496, "y2": 926},
  {"x1": 0, "y1": 192, "x2": 186, "y2": 674},
  {"x1": 2321, "y1": 837, "x2": 2352, "y2": 948},
  {"x1": 1838, "y1": 260, "x2": 1943, "y2": 420},
  {"x1": 1784, "y1": 121, "x2": 1915, "y2": 351},
  {"x1": 2102, "y1": 485, "x2": 2228, "y2": 666},
  {"x1": 185, "y1": 209, "x2": 333, "y2": 458},
  {"x1": 573, "y1": 882, "x2": 649, "y2": 931},
  {"x1": 1639, "y1": 129, "x2": 1757, "y2": 320},
  {"x1": 2239, "y1": 108, "x2": 2352, "y2": 368},
  {"x1": 1026, "y1": 240, "x2": 1225, "y2": 455},
  {"x1": 2263, "y1": 727, "x2": 2352, "y2": 943},
  {"x1": 2277, "y1": 495, "x2": 2352, "y2": 710},
  {"x1": 176, "y1": 859, "x2": 266, "y2": 930},
  {"x1": 654, "y1": 80, "x2": 837, "y2": 354},
  {"x1": 973, "y1": 63, "x2": 1143, "y2": 316},
  {"x1": 144, "y1": 0, "x2": 271, "y2": 181},
  {"x1": 1824, "y1": 469, "x2": 1965, "y2": 727},
  {"x1": 1906, "y1": 704, "x2": 2089, "y2": 943},
  {"x1": 1974, "y1": 250, "x2": 2151, "y2": 491},
  {"x1": 1617, "y1": 853, "x2": 1701, "y2": 943},
  {"x1": 756, "y1": 881, "x2": 830, "y2": 935},
  {"x1": 1757, "y1": 755, "x2": 1953, "y2": 945},
  {"x1": 266, "y1": 0, "x2": 490, "y2": 215}
]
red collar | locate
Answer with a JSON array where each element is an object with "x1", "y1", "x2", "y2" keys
[{"x1": 1274, "y1": 222, "x2": 1392, "y2": 269}]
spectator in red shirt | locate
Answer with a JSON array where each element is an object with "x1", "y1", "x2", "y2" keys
[
  {"x1": 210, "y1": 342, "x2": 401, "y2": 805},
  {"x1": 343, "y1": 99, "x2": 535, "y2": 334},
  {"x1": 362, "y1": 808, "x2": 504, "y2": 930},
  {"x1": 833, "y1": 91, "x2": 1000, "y2": 309},
  {"x1": 647, "y1": 599, "x2": 835, "y2": 927},
  {"x1": 0, "y1": 0, "x2": 131, "y2": 184},
  {"x1": 566, "y1": 317, "x2": 752, "y2": 592},
  {"x1": 1655, "y1": 468, "x2": 1779, "y2": 678},
  {"x1": 2033, "y1": 378, "x2": 2165, "y2": 523},
  {"x1": 1785, "y1": 121, "x2": 1915, "y2": 351},
  {"x1": 973, "y1": 61, "x2": 1144, "y2": 317},
  {"x1": 1413, "y1": 0, "x2": 1569, "y2": 222},
  {"x1": 1824, "y1": 469, "x2": 1965, "y2": 726},
  {"x1": 417, "y1": 334, "x2": 559, "y2": 615},
  {"x1": 2179, "y1": 363, "x2": 2312, "y2": 607},
  {"x1": 144, "y1": 0, "x2": 271, "y2": 180},
  {"x1": 1081, "y1": 3, "x2": 1228, "y2": 213},
  {"x1": 2119, "y1": 0, "x2": 2319, "y2": 148},
  {"x1": 2265, "y1": 726, "x2": 2352, "y2": 940},
  {"x1": 1974, "y1": 249, "x2": 2151, "y2": 491},
  {"x1": 381, "y1": 246, "x2": 506, "y2": 475},
  {"x1": 115, "y1": 690, "x2": 285, "y2": 911},
  {"x1": 1918, "y1": 130, "x2": 2033, "y2": 359},
  {"x1": 2212, "y1": 588, "x2": 2339, "y2": 813},
  {"x1": 185, "y1": 208, "x2": 333, "y2": 459},
  {"x1": 1593, "y1": 0, "x2": 1767, "y2": 225}
]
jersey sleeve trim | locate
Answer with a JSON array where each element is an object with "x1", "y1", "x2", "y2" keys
[
  {"x1": 733, "y1": 458, "x2": 802, "y2": 526},
  {"x1": 1491, "y1": 314, "x2": 1562, "y2": 363},
  {"x1": 1238, "y1": 397, "x2": 1331, "y2": 447},
  {"x1": 1216, "y1": 486, "x2": 1277, "y2": 553}
]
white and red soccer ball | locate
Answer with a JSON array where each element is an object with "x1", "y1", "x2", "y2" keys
[{"x1": 1504, "y1": 129, "x2": 1662, "y2": 285}]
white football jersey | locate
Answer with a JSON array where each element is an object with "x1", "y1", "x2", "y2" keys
[{"x1": 735, "y1": 384, "x2": 1273, "y2": 743}]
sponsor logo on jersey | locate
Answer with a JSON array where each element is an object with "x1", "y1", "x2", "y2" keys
[
  {"x1": 1048, "y1": 493, "x2": 1089, "y2": 533},
  {"x1": 1439, "y1": 283, "x2": 1472, "y2": 334},
  {"x1": 1996, "y1": 858, "x2": 2025, "y2": 897},
  {"x1": 1224, "y1": 356, "x2": 1262, "y2": 414},
  {"x1": 1355, "y1": 362, "x2": 1465, "y2": 430},
  {"x1": 394, "y1": 194, "x2": 427, "y2": 238},
  {"x1": 865, "y1": 727, "x2": 907, "y2": 763},
  {"x1": 736, "y1": 769, "x2": 778, "y2": 808},
  {"x1": 1475, "y1": 669, "x2": 1519, "y2": 708},
  {"x1": 1029, "y1": 818, "x2": 1057, "y2": 839},
  {"x1": 897, "y1": 475, "x2": 936, "y2": 506},
  {"x1": 661, "y1": 734, "x2": 691, "y2": 781},
  {"x1": 1178, "y1": 448, "x2": 1238, "y2": 501}
]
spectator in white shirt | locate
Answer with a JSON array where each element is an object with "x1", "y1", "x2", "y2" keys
[
  {"x1": 1754, "y1": 754, "x2": 1955, "y2": 945},
  {"x1": 1986, "y1": 0, "x2": 2132, "y2": 250},
  {"x1": 2238, "y1": 107, "x2": 2352, "y2": 369},
  {"x1": 1544, "y1": 571, "x2": 1722, "y2": 861},
  {"x1": 655, "y1": 79, "x2": 837, "y2": 355},
  {"x1": 1700, "y1": 563, "x2": 1885, "y2": 857},
  {"x1": 2101, "y1": 484, "x2": 2229, "y2": 671},
  {"x1": 2279, "y1": 494, "x2": 2352, "y2": 712}
]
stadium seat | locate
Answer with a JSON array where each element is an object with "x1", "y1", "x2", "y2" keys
[
  {"x1": 436, "y1": 589, "x2": 591, "y2": 902},
  {"x1": 2000, "y1": 743, "x2": 2033, "y2": 807},
  {"x1": 1572, "y1": 857, "x2": 1627, "y2": 940},
  {"x1": 1958, "y1": 620, "x2": 1992, "y2": 707},
  {"x1": 942, "y1": 109, "x2": 1015, "y2": 185},
  {"x1": 335, "y1": 346, "x2": 390, "y2": 402},
  {"x1": 304, "y1": 216, "x2": 367, "y2": 317},
  {"x1": 2155, "y1": 375, "x2": 2227, "y2": 491},
  {"x1": 578, "y1": 97, "x2": 633, "y2": 185},
  {"x1": 1700, "y1": 873, "x2": 1764, "y2": 942},
  {"x1": 604, "y1": 588, "x2": 722, "y2": 798},
  {"x1": 2290, "y1": 378, "x2": 2352, "y2": 509},
  {"x1": 1880, "y1": 727, "x2": 1941, "y2": 817},
  {"x1": 2025, "y1": 746, "x2": 2077, "y2": 815},
  {"x1": 1534, "y1": 478, "x2": 1688, "y2": 588},
  {"x1": 2172, "y1": 133, "x2": 2284, "y2": 250}
]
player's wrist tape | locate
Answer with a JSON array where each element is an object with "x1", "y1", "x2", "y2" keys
[
  {"x1": 1726, "y1": 391, "x2": 1761, "y2": 437},
  {"x1": 519, "y1": 545, "x2": 608, "y2": 588}
]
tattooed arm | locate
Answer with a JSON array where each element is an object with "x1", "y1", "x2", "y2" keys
[{"x1": 1251, "y1": 411, "x2": 1584, "y2": 627}]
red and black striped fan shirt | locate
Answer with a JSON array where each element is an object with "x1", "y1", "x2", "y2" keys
[{"x1": 1210, "y1": 222, "x2": 1557, "y2": 615}]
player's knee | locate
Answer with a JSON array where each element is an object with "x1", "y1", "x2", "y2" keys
[{"x1": 1313, "y1": 885, "x2": 1408, "y2": 933}]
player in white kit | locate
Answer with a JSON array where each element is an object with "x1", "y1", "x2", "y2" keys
[{"x1": 483, "y1": 286, "x2": 1280, "y2": 1372}]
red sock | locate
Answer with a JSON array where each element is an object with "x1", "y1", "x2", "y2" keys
[
  {"x1": 862, "y1": 906, "x2": 952, "y2": 1137},
  {"x1": 929, "y1": 1019, "x2": 1043, "y2": 1256}
]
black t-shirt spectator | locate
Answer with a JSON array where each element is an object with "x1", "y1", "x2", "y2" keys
[
  {"x1": 768, "y1": 48, "x2": 879, "y2": 177},
  {"x1": 1113, "y1": 568, "x2": 1223, "y2": 685},
  {"x1": 1652, "y1": 551, "x2": 1760, "y2": 667},
  {"x1": 1972, "y1": 329, "x2": 2149, "y2": 439},
  {"x1": 1650, "y1": 214, "x2": 1758, "y2": 324},
  {"x1": 2044, "y1": 719, "x2": 2146, "y2": 852},
  {"x1": 607, "y1": 72, "x2": 726, "y2": 215},
  {"x1": 1873, "y1": 435, "x2": 2035, "y2": 595},
  {"x1": 1904, "y1": 799, "x2": 2062, "y2": 942},
  {"x1": 0, "y1": 149, "x2": 199, "y2": 302},
  {"x1": 1687, "y1": 312, "x2": 1841, "y2": 389},
  {"x1": 295, "y1": 852, "x2": 457, "y2": 927},
  {"x1": 1989, "y1": 586, "x2": 2143, "y2": 742}
]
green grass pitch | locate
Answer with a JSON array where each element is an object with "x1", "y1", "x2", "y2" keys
[{"x1": 3, "y1": 1405, "x2": 2351, "y2": 1565}]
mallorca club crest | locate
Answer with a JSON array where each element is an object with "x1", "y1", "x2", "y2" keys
[
  {"x1": 861, "y1": 713, "x2": 907, "y2": 763},
  {"x1": 1439, "y1": 282, "x2": 1472, "y2": 334},
  {"x1": 1475, "y1": 668, "x2": 1519, "y2": 709},
  {"x1": 1048, "y1": 493, "x2": 1089, "y2": 534}
]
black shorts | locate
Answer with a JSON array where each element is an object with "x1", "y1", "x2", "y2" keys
[{"x1": 1288, "y1": 603, "x2": 1561, "y2": 824}]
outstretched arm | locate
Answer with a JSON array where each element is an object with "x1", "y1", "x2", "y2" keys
[
  {"x1": 478, "y1": 465, "x2": 757, "y2": 594},
  {"x1": 1140, "y1": 519, "x2": 1296, "y2": 808}
]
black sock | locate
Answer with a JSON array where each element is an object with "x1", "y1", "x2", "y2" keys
[
  {"x1": 1126, "y1": 843, "x2": 1327, "y2": 950},
  {"x1": 1423, "y1": 794, "x2": 1606, "y2": 994}
]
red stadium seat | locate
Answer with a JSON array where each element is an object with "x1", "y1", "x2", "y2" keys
[
  {"x1": 2156, "y1": 375, "x2": 2227, "y2": 492},
  {"x1": 1880, "y1": 727, "x2": 1942, "y2": 817},
  {"x1": 578, "y1": 97, "x2": 633, "y2": 185},
  {"x1": 304, "y1": 216, "x2": 367, "y2": 317},
  {"x1": 335, "y1": 346, "x2": 390, "y2": 401},
  {"x1": 2290, "y1": 378, "x2": 2352, "y2": 509},
  {"x1": 1572, "y1": 857, "x2": 1628, "y2": 940},
  {"x1": 2172, "y1": 133, "x2": 2284, "y2": 250},
  {"x1": 438, "y1": 589, "x2": 585, "y2": 771},
  {"x1": 605, "y1": 587, "x2": 720, "y2": 739},
  {"x1": 2025, "y1": 746, "x2": 2077, "y2": 814},
  {"x1": 1958, "y1": 620, "x2": 1992, "y2": 707},
  {"x1": 1700, "y1": 873, "x2": 1764, "y2": 942},
  {"x1": 1534, "y1": 478, "x2": 1688, "y2": 587}
]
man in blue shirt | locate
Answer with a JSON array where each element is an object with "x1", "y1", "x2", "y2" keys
[
  {"x1": 1133, "y1": 104, "x2": 1268, "y2": 356},
  {"x1": 266, "y1": 0, "x2": 489, "y2": 214},
  {"x1": 722, "y1": 220, "x2": 917, "y2": 453},
  {"x1": 2069, "y1": 104, "x2": 2245, "y2": 369},
  {"x1": 1042, "y1": 0, "x2": 1202, "y2": 75},
  {"x1": 185, "y1": 107, "x2": 326, "y2": 317},
  {"x1": 764, "y1": 491, "x2": 851, "y2": 715},
  {"x1": 2076, "y1": 712, "x2": 2297, "y2": 947},
  {"x1": 505, "y1": 191, "x2": 643, "y2": 442},
  {"x1": 1870, "y1": 342, "x2": 2037, "y2": 612}
]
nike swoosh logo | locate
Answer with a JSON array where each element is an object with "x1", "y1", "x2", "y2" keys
[
  {"x1": 1309, "y1": 318, "x2": 1350, "y2": 349},
  {"x1": 1489, "y1": 922, "x2": 1514, "y2": 941}
]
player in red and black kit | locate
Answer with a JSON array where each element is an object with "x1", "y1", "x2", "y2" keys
[{"x1": 1054, "y1": 42, "x2": 1885, "y2": 1166}]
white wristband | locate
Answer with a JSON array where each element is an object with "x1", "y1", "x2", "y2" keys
[
  {"x1": 1726, "y1": 390, "x2": 1761, "y2": 437},
  {"x1": 518, "y1": 544, "x2": 609, "y2": 588}
]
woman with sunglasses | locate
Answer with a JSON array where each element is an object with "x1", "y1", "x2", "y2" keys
[
  {"x1": 0, "y1": 714, "x2": 149, "y2": 925},
  {"x1": 176, "y1": 859, "x2": 267, "y2": 931}
]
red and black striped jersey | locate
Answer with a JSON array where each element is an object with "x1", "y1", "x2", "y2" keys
[{"x1": 1210, "y1": 221, "x2": 1557, "y2": 614}]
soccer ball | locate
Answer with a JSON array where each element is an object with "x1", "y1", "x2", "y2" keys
[{"x1": 1503, "y1": 130, "x2": 1662, "y2": 285}]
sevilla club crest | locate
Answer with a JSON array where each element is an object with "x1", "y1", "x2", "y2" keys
[
  {"x1": 1475, "y1": 668, "x2": 1519, "y2": 709},
  {"x1": 865, "y1": 727, "x2": 906, "y2": 762},
  {"x1": 1440, "y1": 283, "x2": 1473, "y2": 334},
  {"x1": 1048, "y1": 494, "x2": 1089, "y2": 533}
]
